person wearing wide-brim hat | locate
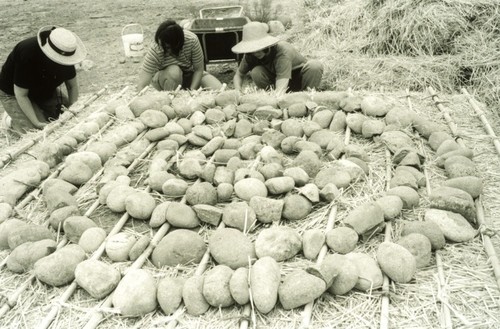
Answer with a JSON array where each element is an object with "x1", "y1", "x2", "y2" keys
[
  {"x1": 232, "y1": 21, "x2": 323, "y2": 94},
  {"x1": 0, "y1": 26, "x2": 87, "y2": 134}
]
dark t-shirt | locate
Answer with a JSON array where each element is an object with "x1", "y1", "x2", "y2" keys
[
  {"x1": 237, "y1": 41, "x2": 306, "y2": 80},
  {"x1": 0, "y1": 37, "x2": 76, "y2": 101}
]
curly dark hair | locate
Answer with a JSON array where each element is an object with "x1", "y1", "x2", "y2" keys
[{"x1": 154, "y1": 20, "x2": 184, "y2": 56}]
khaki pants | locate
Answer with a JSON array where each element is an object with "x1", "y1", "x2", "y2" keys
[
  {"x1": 250, "y1": 59, "x2": 324, "y2": 92},
  {"x1": 0, "y1": 88, "x2": 67, "y2": 134}
]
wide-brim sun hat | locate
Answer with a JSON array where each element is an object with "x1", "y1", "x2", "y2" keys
[
  {"x1": 231, "y1": 22, "x2": 279, "y2": 54},
  {"x1": 37, "y1": 26, "x2": 87, "y2": 66}
]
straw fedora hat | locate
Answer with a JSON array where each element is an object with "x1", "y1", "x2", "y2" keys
[
  {"x1": 231, "y1": 22, "x2": 279, "y2": 54},
  {"x1": 37, "y1": 26, "x2": 87, "y2": 66}
]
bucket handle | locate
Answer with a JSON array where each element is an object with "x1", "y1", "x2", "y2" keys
[{"x1": 122, "y1": 23, "x2": 143, "y2": 36}]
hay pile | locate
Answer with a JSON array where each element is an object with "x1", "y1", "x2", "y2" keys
[{"x1": 288, "y1": 0, "x2": 500, "y2": 107}]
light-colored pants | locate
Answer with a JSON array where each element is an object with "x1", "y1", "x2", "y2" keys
[
  {"x1": 0, "y1": 88, "x2": 67, "y2": 134},
  {"x1": 251, "y1": 59, "x2": 324, "y2": 92},
  {"x1": 152, "y1": 65, "x2": 222, "y2": 91}
]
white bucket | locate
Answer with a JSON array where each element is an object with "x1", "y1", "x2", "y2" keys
[{"x1": 122, "y1": 24, "x2": 144, "y2": 57}]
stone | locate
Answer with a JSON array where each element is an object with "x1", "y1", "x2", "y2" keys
[
  {"x1": 298, "y1": 183, "x2": 320, "y2": 203},
  {"x1": 165, "y1": 202, "x2": 200, "y2": 228},
  {"x1": 345, "y1": 252, "x2": 383, "y2": 291},
  {"x1": 265, "y1": 176, "x2": 295, "y2": 194},
  {"x1": 329, "y1": 110, "x2": 347, "y2": 131},
  {"x1": 444, "y1": 155, "x2": 478, "y2": 178},
  {"x1": 259, "y1": 162, "x2": 283, "y2": 180},
  {"x1": 105, "y1": 232, "x2": 136, "y2": 262},
  {"x1": 344, "y1": 202, "x2": 384, "y2": 235},
  {"x1": 75, "y1": 259, "x2": 121, "y2": 299},
  {"x1": 291, "y1": 150, "x2": 322, "y2": 178},
  {"x1": 340, "y1": 95, "x2": 362, "y2": 112},
  {"x1": 255, "y1": 226, "x2": 302, "y2": 261},
  {"x1": 428, "y1": 131, "x2": 453, "y2": 151},
  {"x1": 0, "y1": 203, "x2": 12, "y2": 223},
  {"x1": 361, "y1": 96, "x2": 389, "y2": 116},
  {"x1": 178, "y1": 158, "x2": 202, "y2": 179},
  {"x1": 429, "y1": 186, "x2": 476, "y2": 224},
  {"x1": 129, "y1": 235, "x2": 150, "y2": 261},
  {"x1": 361, "y1": 119, "x2": 385, "y2": 138},
  {"x1": 233, "y1": 178, "x2": 268, "y2": 201},
  {"x1": 112, "y1": 269, "x2": 157, "y2": 316},
  {"x1": 278, "y1": 270, "x2": 326, "y2": 310},
  {"x1": 203, "y1": 265, "x2": 235, "y2": 308},
  {"x1": 443, "y1": 176, "x2": 483, "y2": 199},
  {"x1": 222, "y1": 201, "x2": 257, "y2": 233},
  {"x1": 412, "y1": 115, "x2": 443, "y2": 138},
  {"x1": 288, "y1": 102, "x2": 308, "y2": 117},
  {"x1": 229, "y1": 267, "x2": 249, "y2": 305},
  {"x1": 424, "y1": 209, "x2": 477, "y2": 243},
  {"x1": 321, "y1": 254, "x2": 358, "y2": 295},
  {"x1": 326, "y1": 227, "x2": 359, "y2": 254},
  {"x1": 282, "y1": 194, "x2": 312, "y2": 221},
  {"x1": 401, "y1": 220, "x2": 446, "y2": 250},
  {"x1": 281, "y1": 119, "x2": 304, "y2": 137},
  {"x1": 250, "y1": 256, "x2": 281, "y2": 313},
  {"x1": 312, "y1": 110, "x2": 334, "y2": 128},
  {"x1": 436, "y1": 139, "x2": 461, "y2": 156},
  {"x1": 183, "y1": 275, "x2": 210, "y2": 316},
  {"x1": 380, "y1": 130, "x2": 415, "y2": 154},
  {"x1": 386, "y1": 186, "x2": 420, "y2": 209},
  {"x1": 395, "y1": 166, "x2": 426, "y2": 187},
  {"x1": 7, "y1": 224, "x2": 54, "y2": 250},
  {"x1": 44, "y1": 187, "x2": 78, "y2": 213},
  {"x1": 384, "y1": 108, "x2": 413, "y2": 128},
  {"x1": 209, "y1": 228, "x2": 256, "y2": 269},
  {"x1": 34, "y1": 244, "x2": 86, "y2": 286},
  {"x1": 390, "y1": 170, "x2": 418, "y2": 190},
  {"x1": 157, "y1": 277, "x2": 185, "y2": 315},
  {"x1": 193, "y1": 204, "x2": 223, "y2": 226},
  {"x1": 106, "y1": 185, "x2": 135, "y2": 213},
  {"x1": 185, "y1": 182, "x2": 218, "y2": 206},
  {"x1": 345, "y1": 113, "x2": 367, "y2": 134},
  {"x1": 79, "y1": 227, "x2": 107, "y2": 253},
  {"x1": 314, "y1": 167, "x2": 352, "y2": 189},
  {"x1": 283, "y1": 167, "x2": 309, "y2": 186},
  {"x1": 320, "y1": 183, "x2": 341, "y2": 203},
  {"x1": 149, "y1": 201, "x2": 170, "y2": 228},
  {"x1": 249, "y1": 196, "x2": 284, "y2": 224},
  {"x1": 217, "y1": 183, "x2": 234, "y2": 202},
  {"x1": 125, "y1": 191, "x2": 156, "y2": 220},
  {"x1": 375, "y1": 195, "x2": 403, "y2": 220},
  {"x1": 0, "y1": 219, "x2": 27, "y2": 250},
  {"x1": 261, "y1": 129, "x2": 286, "y2": 149},
  {"x1": 278, "y1": 93, "x2": 311, "y2": 108},
  {"x1": 7, "y1": 239, "x2": 57, "y2": 273},
  {"x1": 63, "y1": 216, "x2": 98, "y2": 244},
  {"x1": 309, "y1": 129, "x2": 337, "y2": 149},
  {"x1": 397, "y1": 233, "x2": 432, "y2": 268},
  {"x1": 302, "y1": 229, "x2": 325, "y2": 260},
  {"x1": 162, "y1": 178, "x2": 188, "y2": 197},
  {"x1": 48, "y1": 205, "x2": 81, "y2": 230},
  {"x1": 151, "y1": 230, "x2": 206, "y2": 267},
  {"x1": 302, "y1": 121, "x2": 323, "y2": 137},
  {"x1": 377, "y1": 242, "x2": 417, "y2": 283}
]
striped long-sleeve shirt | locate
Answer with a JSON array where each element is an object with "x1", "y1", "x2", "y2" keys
[{"x1": 141, "y1": 30, "x2": 204, "y2": 74}]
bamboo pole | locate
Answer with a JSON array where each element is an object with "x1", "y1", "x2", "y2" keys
[
  {"x1": 412, "y1": 89, "x2": 453, "y2": 329},
  {"x1": 379, "y1": 149, "x2": 393, "y2": 329},
  {"x1": 461, "y1": 88, "x2": 500, "y2": 156},
  {"x1": 0, "y1": 86, "x2": 108, "y2": 169}
]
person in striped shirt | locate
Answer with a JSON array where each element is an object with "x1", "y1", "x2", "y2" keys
[{"x1": 137, "y1": 20, "x2": 222, "y2": 92}]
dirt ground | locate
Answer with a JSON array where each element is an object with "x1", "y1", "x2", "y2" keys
[{"x1": 0, "y1": 0, "x2": 242, "y2": 98}]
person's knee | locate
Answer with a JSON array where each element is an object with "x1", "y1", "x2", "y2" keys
[
  {"x1": 305, "y1": 60, "x2": 324, "y2": 75},
  {"x1": 250, "y1": 66, "x2": 272, "y2": 89},
  {"x1": 158, "y1": 65, "x2": 182, "y2": 90}
]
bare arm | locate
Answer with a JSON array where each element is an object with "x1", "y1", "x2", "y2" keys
[
  {"x1": 275, "y1": 78, "x2": 289, "y2": 96},
  {"x1": 137, "y1": 70, "x2": 154, "y2": 92},
  {"x1": 233, "y1": 70, "x2": 246, "y2": 92},
  {"x1": 13, "y1": 85, "x2": 47, "y2": 129},
  {"x1": 189, "y1": 67, "x2": 203, "y2": 90},
  {"x1": 64, "y1": 77, "x2": 79, "y2": 106}
]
